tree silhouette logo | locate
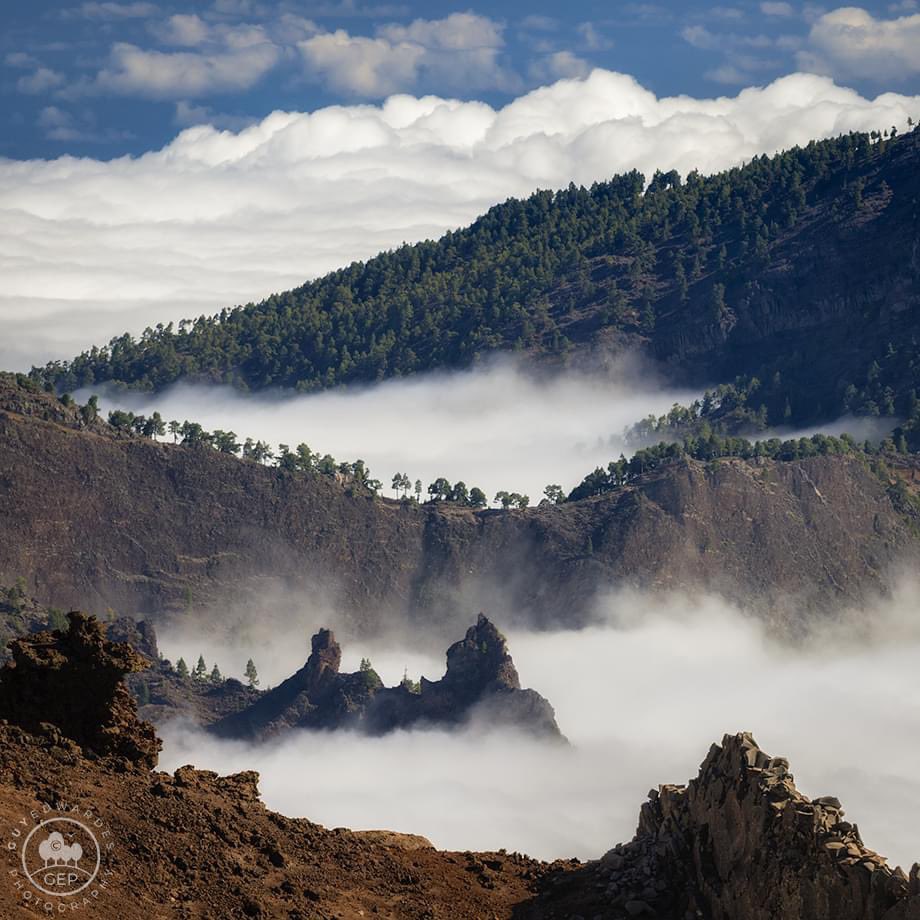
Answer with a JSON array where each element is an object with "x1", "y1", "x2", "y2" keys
[{"x1": 21, "y1": 817, "x2": 102, "y2": 897}]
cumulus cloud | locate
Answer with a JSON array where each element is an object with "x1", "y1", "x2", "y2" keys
[
  {"x1": 576, "y1": 22, "x2": 614, "y2": 51},
  {"x1": 682, "y1": 24, "x2": 776, "y2": 50},
  {"x1": 298, "y1": 13, "x2": 519, "y2": 96},
  {"x1": 36, "y1": 106, "x2": 80, "y2": 140},
  {"x1": 65, "y1": 25, "x2": 282, "y2": 99},
  {"x1": 16, "y1": 67, "x2": 66, "y2": 94},
  {"x1": 799, "y1": 7, "x2": 920, "y2": 80},
  {"x1": 1, "y1": 69, "x2": 918, "y2": 369},
  {"x1": 529, "y1": 50, "x2": 593, "y2": 82},
  {"x1": 151, "y1": 13, "x2": 213, "y2": 48},
  {"x1": 159, "y1": 580, "x2": 920, "y2": 868}
]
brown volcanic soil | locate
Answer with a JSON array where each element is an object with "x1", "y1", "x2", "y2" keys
[
  {"x1": 2, "y1": 615, "x2": 920, "y2": 920},
  {"x1": 0, "y1": 614, "x2": 552, "y2": 919},
  {"x1": 0, "y1": 376, "x2": 917, "y2": 635},
  {"x1": 0, "y1": 724, "x2": 553, "y2": 920}
]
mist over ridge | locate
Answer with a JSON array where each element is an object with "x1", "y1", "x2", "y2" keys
[{"x1": 80, "y1": 355, "x2": 701, "y2": 502}]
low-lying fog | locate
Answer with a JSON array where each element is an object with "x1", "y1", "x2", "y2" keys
[
  {"x1": 82, "y1": 357, "x2": 897, "y2": 507},
  {"x1": 83, "y1": 357, "x2": 700, "y2": 502},
  {"x1": 160, "y1": 581, "x2": 920, "y2": 872}
]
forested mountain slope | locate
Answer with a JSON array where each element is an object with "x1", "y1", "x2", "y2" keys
[
  {"x1": 40, "y1": 128, "x2": 920, "y2": 429},
  {"x1": 1, "y1": 376, "x2": 916, "y2": 634}
]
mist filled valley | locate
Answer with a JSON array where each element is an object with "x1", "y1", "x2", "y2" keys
[
  {"x1": 1, "y1": 14, "x2": 920, "y2": 915},
  {"x1": 156, "y1": 580, "x2": 920, "y2": 871},
  {"x1": 79, "y1": 357, "x2": 698, "y2": 504}
]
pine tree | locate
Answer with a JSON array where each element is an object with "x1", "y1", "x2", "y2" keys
[
  {"x1": 194, "y1": 654, "x2": 207, "y2": 680},
  {"x1": 245, "y1": 658, "x2": 260, "y2": 688},
  {"x1": 210, "y1": 663, "x2": 223, "y2": 683},
  {"x1": 176, "y1": 657, "x2": 189, "y2": 678}
]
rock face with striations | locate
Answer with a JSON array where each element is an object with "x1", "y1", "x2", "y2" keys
[
  {"x1": 1, "y1": 374, "x2": 917, "y2": 636},
  {"x1": 533, "y1": 732, "x2": 920, "y2": 919},
  {"x1": 0, "y1": 611, "x2": 161, "y2": 769},
  {"x1": 212, "y1": 614, "x2": 562, "y2": 741}
]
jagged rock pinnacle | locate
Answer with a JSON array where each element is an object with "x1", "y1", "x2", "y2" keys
[{"x1": 0, "y1": 611, "x2": 161, "y2": 769}]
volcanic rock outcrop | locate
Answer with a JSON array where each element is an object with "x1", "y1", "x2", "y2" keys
[
  {"x1": 212, "y1": 613, "x2": 563, "y2": 740},
  {"x1": 534, "y1": 732, "x2": 920, "y2": 919},
  {"x1": 0, "y1": 611, "x2": 160, "y2": 769}
]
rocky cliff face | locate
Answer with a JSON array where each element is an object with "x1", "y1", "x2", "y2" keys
[
  {"x1": 1, "y1": 379, "x2": 916, "y2": 637},
  {"x1": 534, "y1": 732, "x2": 920, "y2": 920},
  {"x1": 212, "y1": 613, "x2": 562, "y2": 740}
]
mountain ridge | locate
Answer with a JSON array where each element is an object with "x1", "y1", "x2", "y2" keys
[
  {"x1": 1, "y1": 373, "x2": 917, "y2": 633},
  {"x1": 38, "y1": 127, "x2": 920, "y2": 435}
]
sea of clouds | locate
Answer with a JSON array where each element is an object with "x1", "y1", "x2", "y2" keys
[
  {"x1": 3, "y1": 68, "x2": 919, "y2": 369},
  {"x1": 159, "y1": 578, "x2": 920, "y2": 871}
]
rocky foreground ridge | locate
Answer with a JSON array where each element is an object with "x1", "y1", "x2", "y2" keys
[
  {"x1": 1, "y1": 615, "x2": 919, "y2": 918},
  {"x1": 211, "y1": 613, "x2": 562, "y2": 740},
  {"x1": 1, "y1": 374, "x2": 918, "y2": 636}
]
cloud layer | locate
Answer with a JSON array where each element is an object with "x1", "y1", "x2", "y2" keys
[
  {"x1": 86, "y1": 356, "x2": 697, "y2": 536},
  {"x1": 159, "y1": 580, "x2": 920, "y2": 868},
  {"x1": 1, "y1": 69, "x2": 918, "y2": 369}
]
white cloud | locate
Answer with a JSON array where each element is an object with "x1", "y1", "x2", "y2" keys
[
  {"x1": 68, "y1": 26, "x2": 281, "y2": 99},
  {"x1": 298, "y1": 31, "x2": 425, "y2": 95},
  {"x1": 16, "y1": 67, "x2": 66, "y2": 94},
  {"x1": 576, "y1": 21, "x2": 613, "y2": 51},
  {"x1": 0, "y1": 69, "x2": 917, "y2": 369},
  {"x1": 152, "y1": 14, "x2": 212, "y2": 48},
  {"x1": 36, "y1": 106, "x2": 80, "y2": 141},
  {"x1": 683, "y1": 21, "x2": 794, "y2": 81},
  {"x1": 708, "y1": 6, "x2": 746, "y2": 19},
  {"x1": 705, "y1": 63, "x2": 752, "y2": 83},
  {"x1": 35, "y1": 105, "x2": 134, "y2": 144},
  {"x1": 529, "y1": 50, "x2": 593, "y2": 83},
  {"x1": 299, "y1": 13, "x2": 519, "y2": 96},
  {"x1": 761, "y1": 1, "x2": 796, "y2": 15},
  {"x1": 376, "y1": 12, "x2": 503, "y2": 49},
  {"x1": 799, "y1": 6, "x2": 920, "y2": 79},
  {"x1": 683, "y1": 24, "x2": 776, "y2": 50}
]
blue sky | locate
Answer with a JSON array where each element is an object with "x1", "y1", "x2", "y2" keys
[{"x1": 2, "y1": 0, "x2": 918, "y2": 160}]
